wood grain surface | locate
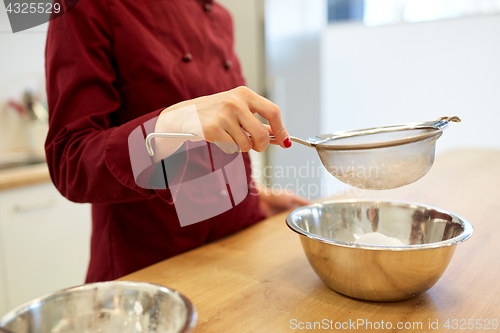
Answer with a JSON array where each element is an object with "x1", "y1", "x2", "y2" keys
[{"x1": 122, "y1": 150, "x2": 500, "y2": 332}]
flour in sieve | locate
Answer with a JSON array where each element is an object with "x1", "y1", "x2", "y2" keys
[{"x1": 331, "y1": 154, "x2": 431, "y2": 190}]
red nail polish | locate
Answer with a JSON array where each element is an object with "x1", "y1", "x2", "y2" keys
[{"x1": 284, "y1": 137, "x2": 292, "y2": 148}]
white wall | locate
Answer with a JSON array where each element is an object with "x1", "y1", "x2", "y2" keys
[{"x1": 321, "y1": 14, "x2": 500, "y2": 154}]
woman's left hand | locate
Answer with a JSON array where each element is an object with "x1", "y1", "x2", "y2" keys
[{"x1": 255, "y1": 182, "x2": 311, "y2": 218}]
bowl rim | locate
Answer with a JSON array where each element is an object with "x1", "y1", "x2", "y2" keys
[
  {"x1": 286, "y1": 199, "x2": 473, "y2": 251},
  {"x1": 0, "y1": 281, "x2": 197, "y2": 333}
]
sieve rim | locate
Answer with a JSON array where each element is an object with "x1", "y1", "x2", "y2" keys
[{"x1": 313, "y1": 127, "x2": 443, "y2": 151}]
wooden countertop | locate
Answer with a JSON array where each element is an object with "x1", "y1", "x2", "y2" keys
[
  {"x1": 0, "y1": 163, "x2": 51, "y2": 191},
  {"x1": 122, "y1": 149, "x2": 500, "y2": 332}
]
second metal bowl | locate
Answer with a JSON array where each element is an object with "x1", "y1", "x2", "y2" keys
[
  {"x1": 286, "y1": 200, "x2": 473, "y2": 302},
  {"x1": 0, "y1": 281, "x2": 196, "y2": 333}
]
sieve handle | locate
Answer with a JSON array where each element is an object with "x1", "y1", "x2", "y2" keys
[
  {"x1": 146, "y1": 132, "x2": 197, "y2": 156},
  {"x1": 269, "y1": 135, "x2": 314, "y2": 147},
  {"x1": 145, "y1": 133, "x2": 311, "y2": 156},
  {"x1": 420, "y1": 116, "x2": 461, "y2": 130},
  {"x1": 437, "y1": 116, "x2": 461, "y2": 123},
  {"x1": 435, "y1": 116, "x2": 461, "y2": 128}
]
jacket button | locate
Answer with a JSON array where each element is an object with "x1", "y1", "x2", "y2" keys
[
  {"x1": 203, "y1": 3, "x2": 212, "y2": 12},
  {"x1": 223, "y1": 59, "x2": 233, "y2": 70},
  {"x1": 182, "y1": 53, "x2": 193, "y2": 62}
]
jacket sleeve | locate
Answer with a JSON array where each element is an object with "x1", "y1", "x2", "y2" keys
[{"x1": 45, "y1": 0, "x2": 171, "y2": 204}]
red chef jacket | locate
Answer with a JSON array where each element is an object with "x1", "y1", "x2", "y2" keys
[{"x1": 45, "y1": 0, "x2": 265, "y2": 282}]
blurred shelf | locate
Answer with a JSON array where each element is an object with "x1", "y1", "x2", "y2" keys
[{"x1": 0, "y1": 162, "x2": 50, "y2": 191}]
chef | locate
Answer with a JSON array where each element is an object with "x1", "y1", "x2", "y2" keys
[{"x1": 45, "y1": 0, "x2": 308, "y2": 282}]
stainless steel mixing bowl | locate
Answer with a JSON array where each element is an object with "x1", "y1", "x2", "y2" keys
[
  {"x1": 0, "y1": 281, "x2": 197, "y2": 333},
  {"x1": 286, "y1": 200, "x2": 473, "y2": 302}
]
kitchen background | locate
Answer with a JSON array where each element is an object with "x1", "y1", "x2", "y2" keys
[{"x1": 0, "y1": 0, "x2": 499, "y2": 316}]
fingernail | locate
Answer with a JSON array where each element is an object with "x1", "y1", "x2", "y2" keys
[{"x1": 284, "y1": 137, "x2": 292, "y2": 148}]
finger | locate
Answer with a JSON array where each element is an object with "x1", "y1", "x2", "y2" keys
[
  {"x1": 250, "y1": 98, "x2": 289, "y2": 148},
  {"x1": 263, "y1": 124, "x2": 282, "y2": 145},
  {"x1": 225, "y1": 122, "x2": 253, "y2": 153},
  {"x1": 238, "y1": 112, "x2": 270, "y2": 152},
  {"x1": 209, "y1": 130, "x2": 240, "y2": 154},
  {"x1": 206, "y1": 105, "x2": 252, "y2": 152},
  {"x1": 243, "y1": 90, "x2": 290, "y2": 149}
]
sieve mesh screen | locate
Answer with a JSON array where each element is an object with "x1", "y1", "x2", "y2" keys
[{"x1": 316, "y1": 133, "x2": 441, "y2": 190}]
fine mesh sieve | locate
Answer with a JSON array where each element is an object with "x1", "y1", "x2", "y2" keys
[
  {"x1": 145, "y1": 116, "x2": 460, "y2": 190},
  {"x1": 287, "y1": 116, "x2": 460, "y2": 190},
  {"x1": 315, "y1": 130, "x2": 440, "y2": 190}
]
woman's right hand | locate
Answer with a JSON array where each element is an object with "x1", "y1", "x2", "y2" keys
[{"x1": 154, "y1": 86, "x2": 291, "y2": 157}]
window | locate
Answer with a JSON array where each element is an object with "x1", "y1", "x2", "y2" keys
[{"x1": 327, "y1": 0, "x2": 500, "y2": 26}]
